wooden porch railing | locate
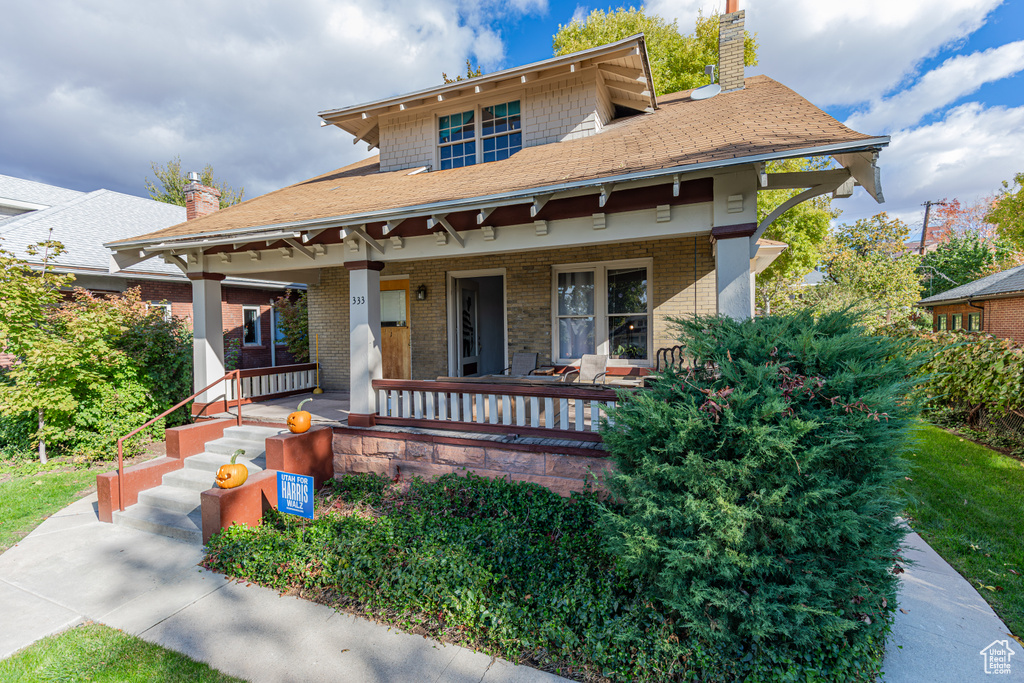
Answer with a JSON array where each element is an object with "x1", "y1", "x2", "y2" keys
[
  {"x1": 372, "y1": 379, "x2": 625, "y2": 442},
  {"x1": 225, "y1": 362, "x2": 319, "y2": 403}
]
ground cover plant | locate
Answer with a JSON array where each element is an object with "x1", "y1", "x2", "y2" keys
[
  {"x1": 0, "y1": 622, "x2": 243, "y2": 682},
  {"x1": 899, "y1": 424, "x2": 1024, "y2": 636}
]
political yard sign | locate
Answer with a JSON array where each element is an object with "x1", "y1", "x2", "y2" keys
[{"x1": 277, "y1": 471, "x2": 314, "y2": 519}]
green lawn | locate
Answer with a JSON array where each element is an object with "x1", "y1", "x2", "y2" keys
[
  {"x1": 0, "y1": 466, "x2": 98, "y2": 552},
  {"x1": 0, "y1": 623, "x2": 243, "y2": 682},
  {"x1": 900, "y1": 424, "x2": 1024, "y2": 636}
]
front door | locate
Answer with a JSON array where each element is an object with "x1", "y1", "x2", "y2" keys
[
  {"x1": 380, "y1": 279, "x2": 411, "y2": 379},
  {"x1": 458, "y1": 280, "x2": 480, "y2": 376}
]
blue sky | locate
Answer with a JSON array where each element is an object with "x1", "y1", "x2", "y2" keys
[{"x1": 1, "y1": 0, "x2": 1021, "y2": 237}]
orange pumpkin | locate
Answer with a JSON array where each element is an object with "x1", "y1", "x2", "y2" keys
[
  {"x1": 287, "y1": 398, "x2": 313, "y2": 434},
  {"x1": 216, "y1": 449, "x2": 249, "y2": 489}
]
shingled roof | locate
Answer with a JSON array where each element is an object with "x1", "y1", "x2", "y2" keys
[
  {"x1": 110, "y1": 74, "x2": 885, "y2": 248},
  {"x1": 919, "y1": 264, "x2": 1024, "y2": 305}
]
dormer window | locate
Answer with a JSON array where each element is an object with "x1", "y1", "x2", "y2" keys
[
  {"x1": 438, "y1": 100, "x2": 522, "y2": 170},
  {"x1": 438, "y1": 110, "x2": 476, "y2": 169}
]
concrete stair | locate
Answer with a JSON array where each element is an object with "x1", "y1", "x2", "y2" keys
[{"x1": 112, "y1": 425, "x2": 287, "y2": 544}]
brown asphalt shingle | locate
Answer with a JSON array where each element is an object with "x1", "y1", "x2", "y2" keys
[{"x1": 118, "y1": 75, "x2": 879, "y2": 245}]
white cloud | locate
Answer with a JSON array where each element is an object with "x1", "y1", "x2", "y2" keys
[
  {"x1": 571, "y1": 5, "x2": 590, "y2": 24},
  {"x1": 645, "y1": 0, "x2": 1003, "y2": 107},
  {"x1": 836, "y1": 102, "x2": 1024, "y2": 225},
  {"x1": 845, "y1": 40, "x2": 1024, "y2": 132},
  {"x1": 0, "y1": 0, "x2": 536, "y2": 199}
]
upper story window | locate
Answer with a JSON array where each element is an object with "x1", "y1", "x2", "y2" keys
[
  {"x1": 482, "y1": 101, "x2": 522, "y2": 162},
  {"x1": 438, "y1": 100, "x2": 522, "y2": 170}
]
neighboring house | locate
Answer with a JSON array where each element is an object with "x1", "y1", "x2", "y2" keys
[
  {"x1": 918, "y1": 264, "x2": 1024, "y2": 343},
  {"x1": 0, "y1": 174, "x2": 302, "y2": 369},
  {"x1": 107, "y1": 4, "x2": 888, "y2": 460}
]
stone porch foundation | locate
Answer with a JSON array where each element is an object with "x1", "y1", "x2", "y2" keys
[{"x1": 332, "y1": 429, "x2": 614, "y2": 496}]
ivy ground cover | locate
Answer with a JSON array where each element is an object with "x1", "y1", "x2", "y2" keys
[{"x1": 204, "y1": 472, "x2": 887, "y2": 682}]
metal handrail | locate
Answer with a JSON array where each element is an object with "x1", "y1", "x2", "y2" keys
[{"x1": 115, "y1": 370, "x2": 242, "y2": 512}]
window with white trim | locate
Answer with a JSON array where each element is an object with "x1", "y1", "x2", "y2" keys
[
  {"x1": 437, "y1": 99, "x2": 522, "y2": 170},
  {"x1": 242, "y1": 306, "x2": 261, "y2": 346},
  {"x1": 148, "y1": 302, "x2": 171, "y2": 321},
  {"x1": 552, "y1": 260, "x2": 652, "y2": 364}
]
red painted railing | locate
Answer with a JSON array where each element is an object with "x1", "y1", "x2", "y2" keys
[{"x1": 115, "y1": 370, "x2": 242, "y2": 512}]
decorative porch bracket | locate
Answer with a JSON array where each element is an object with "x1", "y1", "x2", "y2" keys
[
  {"x1": 749, "y1": 168, "x2": 852, "y2": 259},
  {"x1": 342, "y1": 224, "x2": 385, "y2": 255}
]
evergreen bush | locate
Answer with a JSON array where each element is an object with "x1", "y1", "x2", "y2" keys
[{"x1": 601, "y1": 309, "x2": 921, "y2": 665}]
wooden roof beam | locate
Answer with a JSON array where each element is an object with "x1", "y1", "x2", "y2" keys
[{"x1": 428, "y1": 214, "x2": 465, "y2": 247}]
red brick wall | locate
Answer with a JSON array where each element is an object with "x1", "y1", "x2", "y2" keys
[
  {"x1": 127, "y1": 280, "x2": 299, "y2": 369},
  {"x1": 930, "y1": 297, "x2": 1024, "y2": 343},
  {"x1": 984, "y1": 297, "x2": 1024, "y2": 343}
]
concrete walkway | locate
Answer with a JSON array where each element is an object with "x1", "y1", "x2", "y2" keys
[
  {"x1": 0, "y1": 496, "x2": 1018, "y2": 681},
  {"x1": 0, "y1": 495, "x2": 562, "y2": 682}
]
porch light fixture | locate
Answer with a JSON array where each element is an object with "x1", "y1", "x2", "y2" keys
[{"x1": 416, "y1": 284, "x2": 427, "y2": 300}]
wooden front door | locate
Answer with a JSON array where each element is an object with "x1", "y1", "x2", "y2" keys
[{"x1": 380, "y1": 279, "x2": 411, "y2": 380}]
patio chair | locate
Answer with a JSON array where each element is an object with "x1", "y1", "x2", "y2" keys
[
  {"x1": 561, "y1": 354, "x2": 608, "y2": 384},
  {"x1": 502, "y1": 352, "x2": 539, "y2": 377}
]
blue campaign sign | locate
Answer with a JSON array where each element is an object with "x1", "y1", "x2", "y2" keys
[{"x1": 277, "y1": 471, "x2": 314, "y2": 519}]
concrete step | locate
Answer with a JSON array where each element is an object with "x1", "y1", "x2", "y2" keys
[
  {"x1": 138, "y1": 485, "x2": 201, "y2": 515},
  {"x1": 112, "y1": 504, "x2": 202, "y2": 544},
  {"x1": 223, "y1": 424, "x2": 288, "y2": 441},
  {"x1": 183, "y1": 452, "x2": 265, "y2": 474},
  {"x1": 205, "y1": 437, "x2": 266, "y2": 459},
  {"x1": 163, "y1": 467, "x2": 218, "y2": 492}
]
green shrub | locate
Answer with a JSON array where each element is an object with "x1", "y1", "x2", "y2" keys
[
  {"x1": 911, "y1": 330, "x2": 1024, "y2": 415},
  {"x1": 601, "y1": 309, "x2": 921, "y2": 670}
]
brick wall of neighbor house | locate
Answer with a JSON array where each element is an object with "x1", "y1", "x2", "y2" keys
[
  {"x1": 377, "y1": 71, "x2": 612, "y2": 173},
  {"x1": 332, "y1": 430, "x2": 615, "y2": 497},
  {"x1": 128, "y1": 280, "x2": 297, "y2": 369},
  {"x1": 982, "y1": 296, "x2": 1024, "y2": 343},
  {"x1": 307, "y1": 235, "x2": 716, "y2": 390},
  {"x1": 930, "y1": 302, "x2": 989, "y2": 334}
]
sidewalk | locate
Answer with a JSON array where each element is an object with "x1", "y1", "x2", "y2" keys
[
  {"x1": 0, "y1": 495, "x2": 1018, "y2": 681},
  {"x1": 0, "y1": 495, "x2": 562, "y2": 682}
]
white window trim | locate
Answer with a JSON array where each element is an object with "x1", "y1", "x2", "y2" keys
[
  {"x1": 551, "y1": 258, "x2": 653, "y2": 367},
  {"x1": 148, "y1": 301, "x2": 171, "y2": 321},
  {"x1": 242, "y1": 305, "x2": 262, "y2": 346},
  {"x1": 434, "y1": 92, "x2": 526, "y2": 171}
]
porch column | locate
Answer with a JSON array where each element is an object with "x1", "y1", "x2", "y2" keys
[
  {"x1": 713, "y1": 225, "x2": 756, "y2": 320},
  {"x1": 188, "y1": 273, "x2": 226, "y2": 403},
  {"x1": 346, "y1": 260, "x2": 384, "y2": 427}
]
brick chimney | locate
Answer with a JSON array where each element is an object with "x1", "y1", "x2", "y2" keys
[
  {"x1": 184, "y1": 173, "x2": 221, "y2": 221},
  {"x1": 718, "y1": 0, "x2": 746, "y2": 92}
]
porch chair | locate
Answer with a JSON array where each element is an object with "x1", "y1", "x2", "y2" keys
[
  {"x1": 561, "y1": 354, "x2": 608, "y2": 384},
  {"x1": 502, "y1": 352, "x2": 539, "y2": 377}
]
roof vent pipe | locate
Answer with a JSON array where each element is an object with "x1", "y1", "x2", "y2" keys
[{"x1": 186, "y1": 171, "x2": 201, "y2": 182}]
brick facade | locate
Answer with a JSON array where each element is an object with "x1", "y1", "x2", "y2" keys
[
  {"x1": 931, "y1": 297, "x2": 1024, "y2": 343},
  {"x1": 308, "y1": 235, "x2": 716, "y2": 391},
  {"x1": 130, "y1": 279, "x2": 298, "y2": 369}
]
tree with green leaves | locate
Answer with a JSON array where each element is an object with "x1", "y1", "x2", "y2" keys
[
  {"x1": 145, "y1": 155, "x2": 244, "y2": 209},
  {"x1": 553, "y1": 6, "x2": 757, "y2": 96},
  {"x1": 442, "y1": 59, "x2": 483, "y2": 84},
  {"x1": 918, "y1": 231, "x2": 1016, "y2": 298},
  {"x1": 756, "y1": 158, "x2": 839, "y2": 314},
  {"x1": 985, "y1": 171, "x2": 1024, "y2": 249},
  {"x1": 815, "y1": 213, "x2": 922, "y2": 330}
]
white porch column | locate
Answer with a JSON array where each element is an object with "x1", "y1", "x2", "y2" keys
[
  {"x1": 189, "y1": 273, "x2": 225, "y2": 404},
  {"x1": 346, "y1": 259, "x2": 383, "y2": 427},
  {"x1": 713, "y1": 171, "x2": 757, "y2": 320}
]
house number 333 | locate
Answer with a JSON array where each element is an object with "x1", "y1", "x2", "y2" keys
[{"x1": 351, "y1": 296, "x2": 366, "y2": 305}]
